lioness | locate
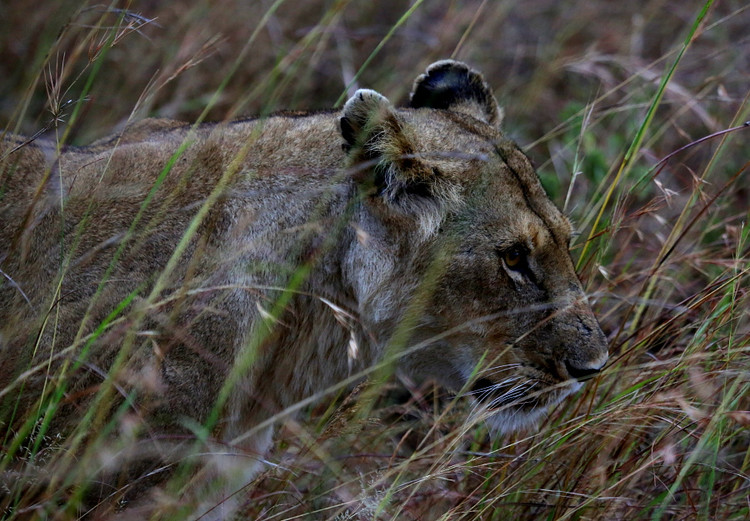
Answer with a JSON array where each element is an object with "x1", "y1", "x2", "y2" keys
[{"x1": 0, "y1": 60, "x2": 607, "y2": 513}]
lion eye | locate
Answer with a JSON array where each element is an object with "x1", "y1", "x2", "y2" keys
[{"x1": 503, "y1": 246, "x2": 525, "y2": 270}]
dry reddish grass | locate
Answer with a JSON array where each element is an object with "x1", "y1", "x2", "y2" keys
[{"x1": 1, "y1": 1, "x2": 748, "y2": 519}]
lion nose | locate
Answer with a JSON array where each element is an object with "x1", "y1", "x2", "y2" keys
[{"x1": 563, "y1": 358, "x2": 605, "y2": 381}]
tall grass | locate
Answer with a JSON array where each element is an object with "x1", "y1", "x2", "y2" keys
[{"x1": 1, "y1": 0, "x2": 748, "y2": 519}]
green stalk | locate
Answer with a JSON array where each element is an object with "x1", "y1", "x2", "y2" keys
[
  {"x1": 334, "y1": 0, "x2": 425, "y2": 107},
  {"x1": 576, "y1": 0, "x2": 715, "y2": 270}
]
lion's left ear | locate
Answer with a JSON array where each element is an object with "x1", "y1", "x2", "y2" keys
[{"x1": 410, "y1": 60, "x2": 502, "y2": 127}]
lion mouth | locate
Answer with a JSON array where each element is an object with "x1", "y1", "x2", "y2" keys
[{"x1": 470, "y1": 377, "x2": 542, "y2": 410}]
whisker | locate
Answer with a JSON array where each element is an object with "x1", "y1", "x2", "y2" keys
[{"x1": 488, "y1": 381, "x2": 538, "y2": 409}]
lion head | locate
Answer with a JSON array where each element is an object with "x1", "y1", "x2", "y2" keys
[{"x1": 340, "y1": 60, "x2": 608, "y2": 431}]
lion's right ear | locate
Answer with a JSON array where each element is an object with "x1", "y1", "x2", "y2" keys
[
  {"x1": 340, "y1": 89, "x2": 438, "y2": 204},
  {"x1": 340, "y1": 89, "x2": 395, "y2": 157}
]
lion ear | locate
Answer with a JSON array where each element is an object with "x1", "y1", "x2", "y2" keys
[
  {"x1": 340, "y1": 89, "x2": 395, "y2": 155},
  {"x1": 340, "y1": 89, "x2": 437, "y2": 203},
  {"x1": 410, "y1": 60, "x2": 502, "y2": 127}
]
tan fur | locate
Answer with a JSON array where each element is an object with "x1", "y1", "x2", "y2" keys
[{"x1": 0, "y1": 60, "x2": 607, "y2": 510}]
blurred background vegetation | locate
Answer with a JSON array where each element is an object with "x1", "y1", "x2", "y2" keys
[{"x1": 1, "y1": 0, "x2": 748, "y2": 519}]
